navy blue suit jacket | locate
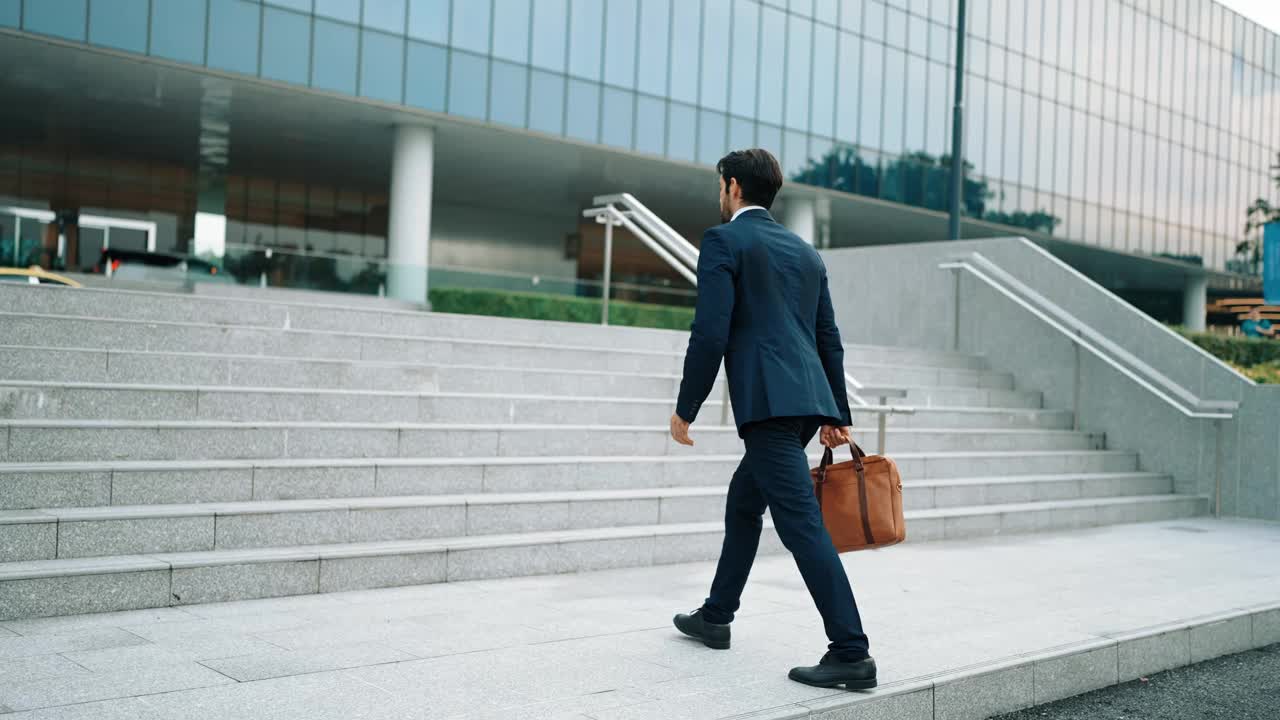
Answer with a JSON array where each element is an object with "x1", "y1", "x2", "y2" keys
[{"x1": 675, "y1": 208, "x2": 852, "y2": 436}]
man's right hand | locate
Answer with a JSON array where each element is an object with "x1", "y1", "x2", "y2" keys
[{"x1": 820, "y1": 425, "x2": 852, "y2": 448}]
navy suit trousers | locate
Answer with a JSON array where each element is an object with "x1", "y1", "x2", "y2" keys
[{"x1": 700, "y1": 416, "x2": 870, "y2": 660}]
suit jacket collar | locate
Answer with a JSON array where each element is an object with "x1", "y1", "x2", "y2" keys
[{"x1": 734, "y1": 207, "x2": 775, "y2": 223}]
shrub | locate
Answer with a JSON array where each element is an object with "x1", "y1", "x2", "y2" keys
[
  {"x1": 1175, "y1": 329, "x2": 1280, "y2": 367},
  {"x1": 427, "y1": 287, "x2": 695, "y2": 331}
]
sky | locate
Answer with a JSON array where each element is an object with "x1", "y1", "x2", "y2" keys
[{"x1": 1215, "y1": 0, "x2": 1280, "y2": 35}]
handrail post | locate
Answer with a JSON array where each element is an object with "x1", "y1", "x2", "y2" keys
[
  {"x1": 719, "y1": 367, "x2": 731, "y2": 426},
  {"x1": 601, "y1": 213, "x2": 615, "y2": 326},
  {"x1": 1073, "y1": 333, "x2": 1082, "y2": 432},
  {"x1": 1214, "y1": 418, "x2": 1223, "y2": 518},
  {"x1": 952, "y1": 267, "x2": 961, "y2": 352},
  {"x1": 877, "y1": 395, "x2": 888, "y2": 454}
]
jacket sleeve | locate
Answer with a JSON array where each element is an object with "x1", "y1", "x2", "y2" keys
[
  {"x1": 675, "y1": 228, "x2": 735, "y2": 423},
  {"x1": 816, "y1": 270, "x2": 853, "y2": 427}
]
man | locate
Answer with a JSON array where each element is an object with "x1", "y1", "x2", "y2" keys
[
  {"x1": 668, "y1": 149, "x2": 875, "y2": 690},
  {"x1": 1241, "y1": 307, "x2": 1276, "y2": 339}
]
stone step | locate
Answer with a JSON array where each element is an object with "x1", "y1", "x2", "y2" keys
[
  {"x1": 0, "y1": 284, "x2": 990, "y2": 369},
  {"x1": 0, "y1": 494, "x2": 1207, "y2": 620},
  {"x1": 0, "y1": 473, "x2": 1175, "y2": 561},
  {"x1": 0, "y1": 420, "x2": 1105, "y2": 462},
  {"x1": 0, "y1": 343, "x2": 1013, "y2": 394},
  {"x1": 0, "y1": 450, "x2": 1142, "y2": 509},
  {"x1": 0, "y1": 381, "x2": 1070, "y2": 428}
]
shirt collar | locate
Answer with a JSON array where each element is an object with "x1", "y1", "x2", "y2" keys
[{"x1": 730, "y1": 205, "x2": 767, "y2": 222}]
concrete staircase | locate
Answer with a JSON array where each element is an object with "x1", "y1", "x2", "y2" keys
[{"x1": 0, "y1": 284, "x2": 1207, "y2": 620}]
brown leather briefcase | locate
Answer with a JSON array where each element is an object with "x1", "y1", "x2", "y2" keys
[{"x1": 810, "y1": 442, "x2": 906, "y2": 552}]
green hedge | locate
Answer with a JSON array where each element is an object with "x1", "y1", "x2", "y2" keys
[
  {"x1": 428, "y1": 286, "x2": 695, "y2": 331},
  {"x1": 1175, "y1": 329, "x2": 1280, "y2": 367}
]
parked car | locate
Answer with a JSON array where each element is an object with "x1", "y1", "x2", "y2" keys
[
  {"x1": 0, "y1": 265, "x2": 82, "y2": 287},
  {"x1": 92, "y1": 248, "x2": 233, "y2": 284}
]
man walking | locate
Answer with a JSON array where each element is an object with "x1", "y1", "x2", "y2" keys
[{"x1": 668, "y1": 149, "x2": 876, "y2": 690}]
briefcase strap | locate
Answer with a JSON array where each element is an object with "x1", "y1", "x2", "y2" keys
[{"x1": 815, "y1": 444, "x2": 876, "y2": 546}]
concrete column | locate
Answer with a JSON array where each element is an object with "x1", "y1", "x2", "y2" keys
[
  {"x1": 387, "y1": 125, "x2": 435, "y2": 306},
  {"x1": 781, "y1": 195, "x2": 816, "y2": 246},
  {"x1": 192, "y1": 78, "x2": 232, "y2": 258},
  {"x1": 1183, "y1": 273, "x2": 1207, "y2": 332}
]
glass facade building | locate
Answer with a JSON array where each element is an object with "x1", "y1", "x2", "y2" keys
[{"x1": 0, "y1": 0, "x2": 1277, "y2": 276}]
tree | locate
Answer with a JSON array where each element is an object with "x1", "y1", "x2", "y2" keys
[
  {"x1": 1236, "y1": 152, "x2": 1280, "y2": 273},
  {"x1": 791, "y1": 146, "x2": 1060, "y2": 235}
]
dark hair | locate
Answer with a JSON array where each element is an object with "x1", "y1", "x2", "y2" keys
[{"x1": 716, "y1": 149, "x2": 784, "y2": 209}]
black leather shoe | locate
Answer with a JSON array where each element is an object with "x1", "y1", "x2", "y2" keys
[
  {"x1": 788, "y1": 653, "x2": 877, "y2": 690},
  {"x1": 672, "y1": 609, "x2": 731, "y2": 650}
]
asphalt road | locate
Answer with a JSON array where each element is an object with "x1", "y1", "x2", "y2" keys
[{"x1": 991, "y1": 643, "x2": 1280, "y2": 720}]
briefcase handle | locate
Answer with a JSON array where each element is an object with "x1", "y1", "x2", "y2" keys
[{"x1": 815, "y1": 441, "x2": 867, "y2": 485}]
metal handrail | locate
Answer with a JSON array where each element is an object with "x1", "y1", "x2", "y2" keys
[
  {"x1": 942, "y1": 251, "x2": 1237, "y2": 516},
  {"x1": 584, "y1": 194, "x2": 912, "y2": 448}
]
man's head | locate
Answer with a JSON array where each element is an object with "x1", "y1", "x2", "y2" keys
[
  {"x1": 717, "y1": 149, "x2": 784, "y2": 223},
  {"x1": 1247, "y1": 307, "x2": 1263, "y2": 321}
]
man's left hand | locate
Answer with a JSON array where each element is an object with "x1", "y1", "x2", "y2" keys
[{"x1": 670, "y1": 413, "x2": 694, "y2": 446}]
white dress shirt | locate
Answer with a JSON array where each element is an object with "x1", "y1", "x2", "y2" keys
[{"x1": 730, "y1": 205, "x2": 767, "y2": 222}]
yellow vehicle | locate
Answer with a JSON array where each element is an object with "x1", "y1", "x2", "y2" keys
[{"x1": 0, "y1": 266, "x2": 82, "y2": 287}]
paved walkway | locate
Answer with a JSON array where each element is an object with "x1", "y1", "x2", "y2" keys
[{"x1": 0, "y1": 518, "x2": 1277, "y2": 719}]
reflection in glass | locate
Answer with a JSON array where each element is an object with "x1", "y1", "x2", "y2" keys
[
  {"x1": 836, "y1": 32, "x2": 859, "y2": 143},
  {"x1": 757, "y1": 124, "x2": 783, "y2": 160},
  {"x1": 904, "y1": 54, "x2": 926, "y2": 153},
  {"x1": 362, "y1": 0, "x2": 406, "y2": 34},
  {"x1": 860, "y1": 42, "x2": 883, "y2": 150},
  {"x1": 730, "y1": 3, "x2": 759, "y2": 118},
  {"x1": 408, "y1": 0, "x2": 448, "y2": 43},
  {"x1": 604, "y1": 0, "x2": 638, "y2": 87},
  {"x1": 566, "y1": 80, "x2": 601, "y2": 142},
  {"x1": 361, "y1": 30, "x2": 404, "y2": 103},
  {"x1": 529, "y1": 70, "x2": 566, "y2": 134},
  {"x1": 490, "y1": 61, "x2": 529, "y2": 128},
  {"x1": 812, "y1": 25, "x2": 836, "y2": 139},
  {"x1": 312, "y1": 19, "x2": 358, "y2": 94},
  {"x1": 635, "y1": 95, "x2": 666, "y2": 156},
  {"x1": 601, "y1": 88, "x2": 634, "y2": 149},
  {"x1": 89, "y1": 0, "x2": 147, "y2": 52},
  {"x1": 568, "y1": 0, "x2": 603, "y2": 80},
  {"x1": 758, "y1": 6, "x2": 786, "y2": 125},
  {"x1": 667, "y1": 103, "x2": 697, "y2": 161},
  {"x1": 670, "y1": 1, "x2": 700, "y2": 104},
  {"x1": 881, "y1": 47, "x2": 906, "y2": 155},
  {"x1": 531, "y1": 0, "x2": 568, "y2": 71},
  {"x1": 262, "y1": 7, "x2": 311, "y2": 85},
  {"x1": 637, "y1": 0, "x2": 670, "y2": 95},
  {"x1": 783, "y1": 131, "x2": 808, "y2": 178},
  {"x1": 700, "y1": 0, "x2": 731, "y2": 112},
  {"x1": 785, "y1": 15, "x2": 812, "y2": 131},
  {"x1": 448, "y1": 51, "x2": 489, "y2": 120},
  {"x1": 150, "y1": 0, "x2": 207, "y2": 65},
  {"x1": 209, "y1": 0, "x2": 261, "y2": 76},
  {"x1": 698, "y1": 111, "x2": 727, "y2": 165},
  {"x1": 405, "y1": 40, "x2": 447, "y2": 112}
]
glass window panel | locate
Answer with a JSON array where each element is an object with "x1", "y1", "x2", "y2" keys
[
  {"x1": 984, "y1": 85, "x2": 1006, "y2": 182},
  {"x1": 1021, "y1": 94, "x2": 1038, "y2": 187},
  {"x1": 785, "y1": 16, "x2": 812, "y2": 130},
  {"x1": 568, "y1": 0, "x2": 603, "y2": 80},
  {"x1": 836, "y1": 32, "x2": 859, "y2": 143},
  {"x1": 603, "y1": 0, "x2": 637, "y2": 86},
  {"x1": 927, "y1": 60, "x2": 948, "y2": 155},
  {"x1": 698, "y1": 110, "x2": 727, "y2": 165},
  {"x1": 566, "y1": 79, "x2": 601, "y2": 141},
  {"x1": 1043, "y1": 0, "x2": 1058, "y2": 63},
  {"x1": 362, "y1": 0, "x2": 405, "y2": 32},
  {"x1": 531, "y1": 0, "x2": 568, "y2": 71},
  {"x1": 267, "y1": 0, "x2": 311, "y2": 10},
  {"x1": 24, "y1": 0, "x2": 85, "y2": 40},
  {"x1": 837, "y1": 0, "x2": 859, "y2": 32},
  {"x1": 1004, "y1": 92, "x2": 1022, "y2": 184},
  {"x1": 966, "y1": 78, "x2": 986, "y2": 176},
  {"x1": 700, "y1": 0, "x2": 731, "y2": 111},
  {"x1": 637, "y1": 0, "x2": 669, "y2": 95},
  {"x1": 490, "y1": 60, "x2": 529, "y2": 128},
  {"x1": 1006, "y1": 0, "x2": 1024, "y2": 54},
  {"x1": 452, "y1": 0, "x2": 491, "y2": 54},
  {"x1": 969, "y1": 0, "x2": 987, "y2": 38},
  {"x1": 635, "y1": 95, "x2": 666, "y2": 155},
  {"x1": 150, "y1": 0, "x2": 207, "y2": 65},
  {"x1": 89, "y1": 0, "x2": 147, "y2": 51},
  {"x1": 529, "y1": 70, "x2": 566, "y2": 134},
  {"x1": 405, "y1": 40, "x2": 447, "y2": 111},
  {"x1": 493, "y1": 0, "x2": 531, "y2": 63},
  {"x1": 208, "y1": 0, "x2": 260, "y2": 76},
  {"x1": 408, "y1": 0, "x2": 447, "y2": 42},
  {"x1": 262, "y1": 7, "x2": 311, "y2": 84},
  {"x1": 360, "y1": 30, "x2": 404, "y2": 102},
  {"x1": 670, "y1": 0, "x2": 700, "y2": 104},
  {"x1": 315, "y1": 0, "x2": 359, "y2": 22},
  {"x1": 886, "y1": 6, "x2": 906, "y2": 48},
  {"x1": 601, "y1": 87, "x2": 634, "y2": 149},
  {"x1": 988, "y1": 44, "x2": 1005, "y2": 85},
  {"x1": 882, "y1": 47, "x2": 906, "y2": 155},
  {"x1": 791, "y1": 0, "x2": 814, "y2": 16},
  {"x1": 758, "y1": 6, "x2": 786, "y2": 124},
  {"x1": 312, "y1": 19, "x2": 358, "y2": 93},
  {"x1": 928, "y1": 20, "x2": 948, "y2": 62},
  {"x1": 783, "y1": 130, "x2": 808, "y2": 177},
  {"x1": 988, "y1": 0, "x2": 1006, "y2": 46},
  {"x1": 667, "y1": 103, "x2": 697, "y2": 161},
  {"x1": 812, "y1": 24, "x2": 836, "y2": 138},
  {"x1": 729, "y1": 116, "x2": 754, "y2": 150},
  {"x1": 729, "y1": 2, "x2": 759, "y2": 118},
  {"x1": 757, "y1": 123, "x2": 783, "y2": 160},
  {"x1": 0, "y1": 0, "x2": 18, "y2": 27},
  {"x1": 448, "y1": 50, "x2": 489, "y2": 120},
  {"x1": 860, "y1": 41, "x2": 884, "y2": 150},
  {"x1": 905, "y1": 54, "x2": 926, "y2": 152},
  {"x1": 815, "y1": 0, "x2": 836, "y2": 25}
]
